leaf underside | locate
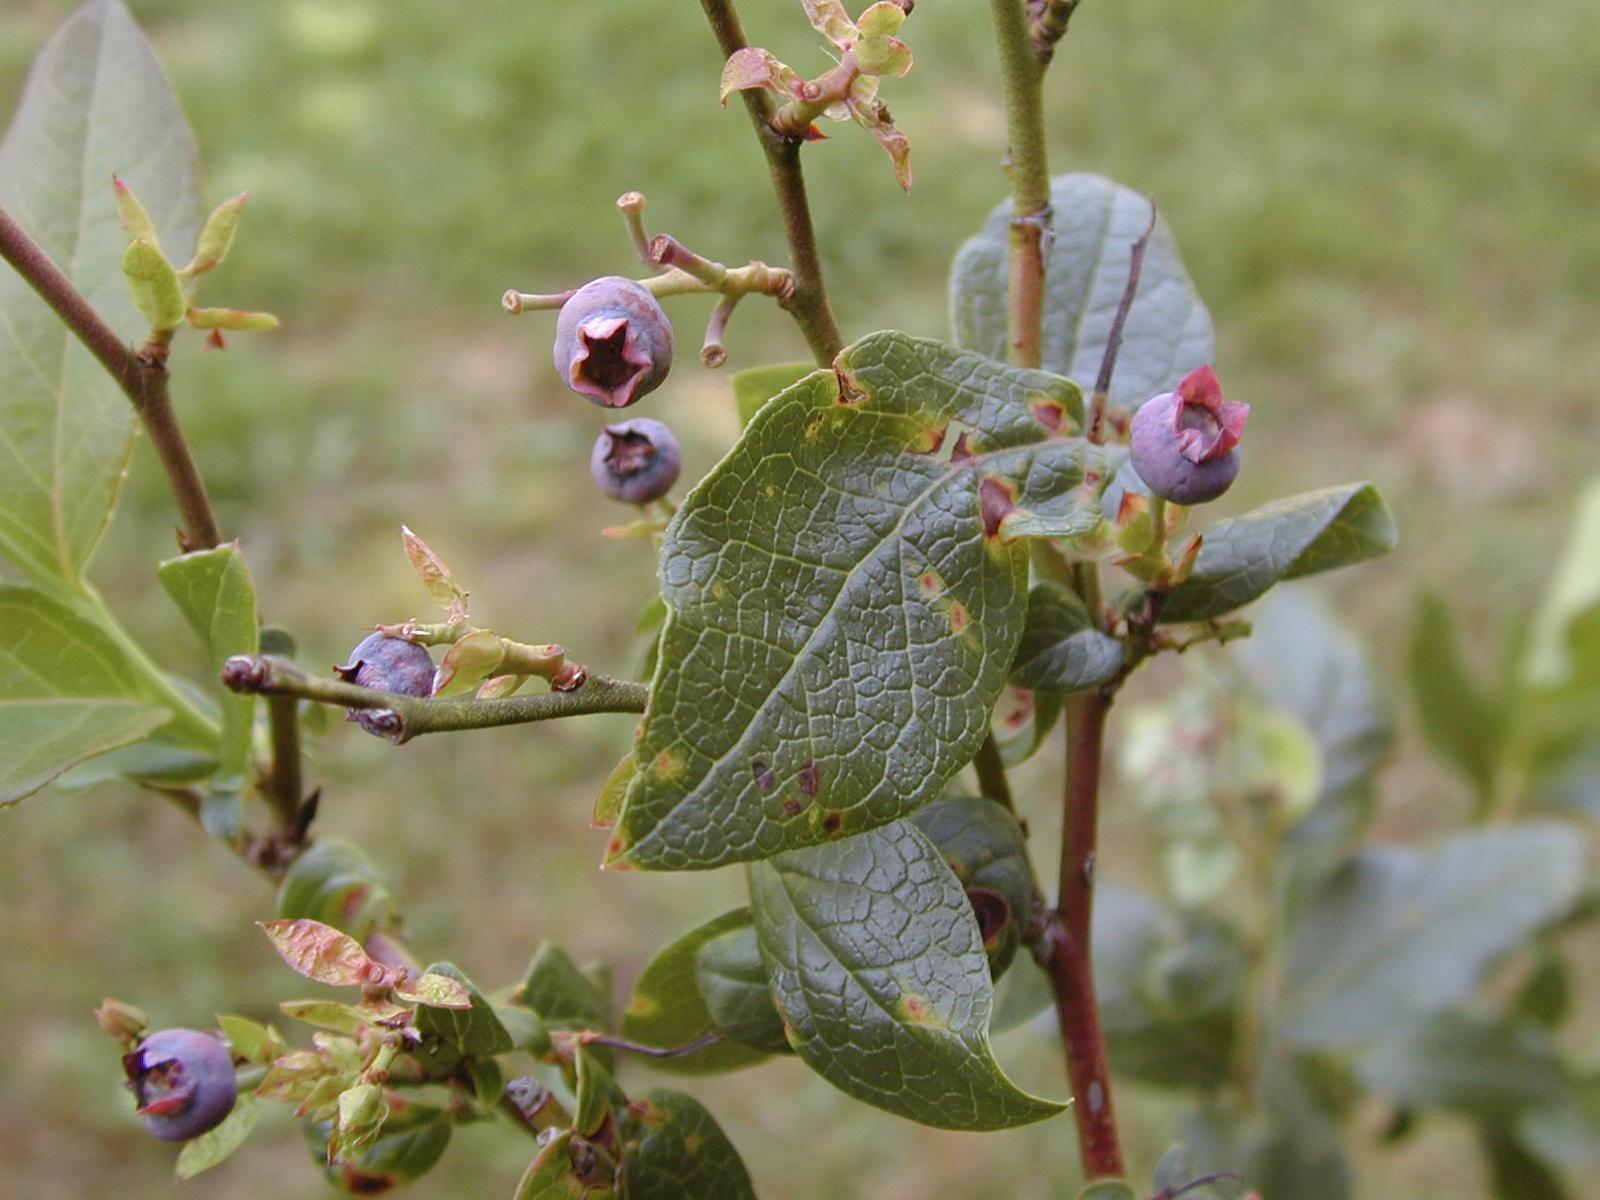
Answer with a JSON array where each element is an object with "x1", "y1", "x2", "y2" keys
[
  {"x1": 0, "y1": 0, "x2": 198, "y2": 588},
  {"x1": 950, "y1": 172, "x2": 1214, "y2": 406}
]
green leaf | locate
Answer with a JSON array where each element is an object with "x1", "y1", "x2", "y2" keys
[
  {"x1": 519, "y1": 942, "x2": 610, "y2": 1031},
  {"x1": 1408, "y1": 591, "x2": 1501, "y2": 799},
  {"x1": 611, "y1": 331, "x2": 1105, "y2": 871},
  {"x1": 216, "y1": 1014, "x2": 284, "y2": 1065},
  {"x1": 158, "y1": 544, "x2": 260, "y2": 836},
  {"x1": 1481, "y1": 1124, "x2": 1573, "y2": 1200},
  {"x1": 621, "y1": 910, "x2": 772, "y2": 1075},
  {"x1": 573, "y1": 1046, "x2": 616, "y2": 1137},
  {"x1": 730, "y1": 362, "x2": 816, "y2": 427},
  {"x1": 121, "y1": 238, "x2": 185, "y2": 330},
  {"x1": 619, "y1": 1089, "x2": 757, "y2": 1200},
  {"x1": 909, "y1": 794, "x2": 1034, "y2": 977},
  {"x1": 1077, "y1": 1183, "x2": 1137, "y2": 1200},
  {"x1": 1236, "y1": 585, "x2": 1392, "y2": 844},
  {"x1": 411, "y1": 962, "x2": 513, "y2": 1071},
  {"x1": 174, "y1": 1093, "x2": 260, "y2": 1180},
  {"x1": 1159, "y1": 484, "x2": 1398, "y2": 624},
  {"x1": 694, "y1": 925, "x2": 791, "y2": 1054},
  {"x1": 1277, "y1": 824, "x2": 1588, "y2": 1048},
  {"x1": 513, "y1": 1129, "x2": 609, "y2": 1200},
  {"x1": 1094, "y1": 884, "x2": 1241, "y2": 1088},
  {"x1": 747, "y1": 820, "x2": 1065, "y2": 1130},
  {"x1": 1011, "y1": 580, "x2": 1124, "y2": 693},
  {"x1": 276, "y1": 839, "x2": 397, "y2": 942},
  {"x1": 0, "y1": 585, "x2": 172, "y2": 804},
  {"x1": 988, "y1": 955, "x2": 1050, "y2": 1034},
  {"x1": 1355, "y1": 1011, "x2": 1571, "y2": 1118},
  {"x1": 592, "y1": 753, "x2": 634, "y2": 829},
  {"x1": 951, "y1": 173, "x2": 1213, "y2": 406},
  {"x1": 189, "y1": 191, "x2": 248, "y2": 275},
  {"x1": 307, "y1": 1096, "x2": 453, "y2": 1193},
  {"x1": 0, "y1": 0, "x2": 199, "y2": 587},
  {"x1": 1522, "y1": 480, "x2": 1600, "y2": 691}
]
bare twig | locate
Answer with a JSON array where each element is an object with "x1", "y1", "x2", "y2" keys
[
  {"x1": 0, "y1": 202, "x2": 221, "y2": 551},
  {"x1": 971, "y1": 732, "x2": 1016, "y2": 813},
  {"x1": 1086, "y1": 199, "x2": 1157, "y2": 444},
  {"x1": 699, "y1": 0, "x2": 845, "y2": 364},
  {"x1": 221, "y1": 655, "x2": 648, "y2": 743},
  {"x1": 576, "y1": 1031, "x2": 724, "y2": 1060}
]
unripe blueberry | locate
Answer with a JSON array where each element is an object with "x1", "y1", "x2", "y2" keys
[
  {"x1": 1129, "y1": 365, "x2": 1250, "y2": 505},
  {"x1": 336, "y1": 632, "x2": 434, "y2": 735},
  {"x1": 590, "y1": 418, "x2": 682, "y2": 504},
  {"x1": 123, "y1": 1028, "x2": 237, "y2": 1142},
  {"x1": 554, "y1": 276, "x2": 673, "y2": 408}
]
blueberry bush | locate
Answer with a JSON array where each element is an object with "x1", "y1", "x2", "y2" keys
[{"x1": 1, "y1": 2, "x2": 1594, "y2": 1197}]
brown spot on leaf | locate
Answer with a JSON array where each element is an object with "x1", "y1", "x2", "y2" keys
[
  {"x1": 908, "y1": 423, "x2": 947, "y2": 455},
  {"x1": 833, "y1": 361, "x2": 867, "y2": 405},
  {"x1": 797, "y1": 761, "x2": 821, "y2": 798},
  {"x1": 918, "y1": 568, "x2": 944, "y2": 598},
  {"x1": 752, "y1": 760, "x2": 776, "y2": 791},
  {"x1": 1030, "y1": 397, "x2": 1066, "y2": 433},
  {"x1": 947, "y1": 601, "x2": 969, "y2": 634},
  {"x1": 979, "y1": 476, "x2": 1016, "y2": 539},
  {"x1": 822, "y1": 811, "x2": 844, "y2": 834},
  {"x1": 899, "y1": 993, "x2": 933, "y2": 1023},
  {"x1": 948, "y1": 430, "x2": 978, "y2": 464},
  {"x1": 781, "y1": 798, "x2": 803, "y2": 818}
]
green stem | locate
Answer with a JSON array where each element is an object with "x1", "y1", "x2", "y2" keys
[
  {"x1": 989, "y1": 0, "x2": 1052, "y2": 369},
  {"x1": 971, "y1": 733, "x2": 1016, "y2": 813},
  {"x1": 221, "y1": 655, "x2": 647, "y2": 743}
]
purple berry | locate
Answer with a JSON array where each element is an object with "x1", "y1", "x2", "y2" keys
[
  {"x1": 336, "y1": 632, "x2": 435, "y2": 735},
  {"x1": 590, "y1": 418, "x2": 682, "y2": 504},
  {"x1": 554, "y1": 276, "x2": 673, "y2": 408},
  {"x1": 1129, "y1": 365, "x2": 1250, "y2": 505},
  {"x1": 123, "y1": 1028, "x2": 236, "y2": 1142}
]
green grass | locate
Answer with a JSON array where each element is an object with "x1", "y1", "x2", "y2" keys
[{"x1": 1, "y1": 0, "x2": 1595, "y2": 1196}]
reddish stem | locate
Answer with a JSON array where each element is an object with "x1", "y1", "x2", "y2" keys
[
  {"x1": 0, "y1": 202, "x2": 221, "y2": 551},
  {"x1": 1049, "y1": 689, "x2": 1124, "y2": 1179}
]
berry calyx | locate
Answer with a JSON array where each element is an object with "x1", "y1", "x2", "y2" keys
[
  {"x1": 123, "y1": 1028, "x2": 237, "y2": 1142},
  {"x1": 554, "y1": 276, "x2": 673, "y2": 408},
  {"x1": 590, "y1": 418, "x2": 682, "y2": 504}
]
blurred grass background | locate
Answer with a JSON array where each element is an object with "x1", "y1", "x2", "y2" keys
[{"x1": 1, "y1": 0, "x2": 1596, "y2": 1196}]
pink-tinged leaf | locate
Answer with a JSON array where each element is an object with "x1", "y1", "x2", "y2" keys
[
  {"x1": 394, "y1": 971, "x2": 472, "y2": 1010},
  {"x1": 854, "y1": 34, "x2": 912, "y2": 77},
  {"x1": 858, "y1": 112, "x2": 913, "y2": 192},
  {"x1": 801, "y1": 0, "x2": 858, "y2": 44},
  {"x1": 258, "y1": 919, "x2": 381, "y2": 988},
  {"x1": 475, "y1": 673, "x2": 525, "y2": 700},
  {"x1": 254, "y1": 1051, "x2": 328, "y2": 1103},
  {"x1": 856, "y1": 1, "x2": 907, "y2": 37},
  {"x1": 720, "y1": 48, "x2": 796, "y2": 105},
  {"x1": 400, "y1": 526, "x2": 468, "y2": 622}
]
